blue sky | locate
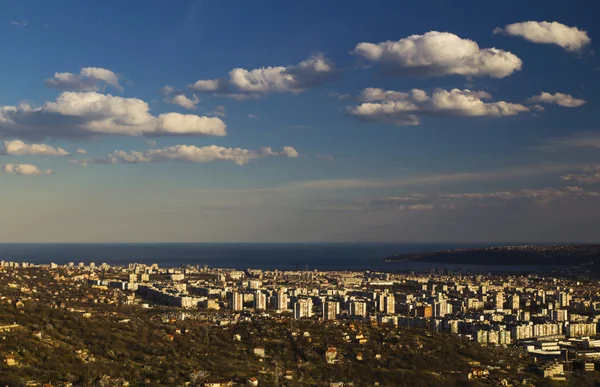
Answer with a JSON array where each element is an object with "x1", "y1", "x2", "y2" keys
[{"x1": 0, "y1": 0, "x2": 598, "y2": 242}]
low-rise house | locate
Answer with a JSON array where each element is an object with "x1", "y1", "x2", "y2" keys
[
  {"x1": 326, "y1": 346, "x2": 338, "y2": 364},
  {"x1": 539, "y1": 362, "x2": 564, "y2": 379},
  {"x1": 5, "y1": 354, "x2": 17, "y2": 366},
  {"x1": 253, "y1": 346, "x2": 266, "y2": 357},
  {"x1": 204, "y1": 381, "x2": 233, "y2": 387}
]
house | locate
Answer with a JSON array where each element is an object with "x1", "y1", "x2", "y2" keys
[
  {"x1": 0, "y1": 323, "x2": 19, "y2": 332},
  {"x1": 540, "y1": 362, "x2": 565, "y2": 379},
  {"x1": 253, "y1": 347, "x2": 266, "y2": 358},
  {"x1": 247, "y1": 376, "x2": 259, "y2": 386},
  {"x1": 32, "y1": 330, "x2": 43, "y2": 339},
  {"x1": 325, "y1": 346, "x2": 338, "y2": 364},
  {"x1": 5, "y1": 354, "x2": 17, "y2": 366},
  {"x1": 467, "y1": 368, "x2": 490, "y2": 379},
  {"x1": 203, "y1": 381, "x2": 233, "y2": 387},
  {"x1": 356, "y1": 352, "x2": 363, "y2": 361}
]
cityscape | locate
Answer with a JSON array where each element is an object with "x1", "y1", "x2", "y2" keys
[
  {"x1": 2, "y1": 259, "x2": 600, "y2": 385},
  {"x1": 0, "y1": 0, "x2": 598, "y2": 385}
]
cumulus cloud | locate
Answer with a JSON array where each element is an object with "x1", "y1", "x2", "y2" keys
[
  {"x1": 494, "y1": 21, "x2": 591, "y2": 52},
  {"x1": 2, "y1": 163, "x2": 53, "y2": 176},
  {"x1": 0, "y1": 92, "x2": 226, "y2": 140},
  {"x1": 526, "y1": 92, "x2": 586, "y2": 108},
  {"x1": 168, "y1": 94, "x2": 200, "y2": 110},
  {"x1": 76, "y1": 148, "x2": 87, "y2": 155},
  {"x1": 561, "y1": 166, "x2": 600, "y2": 184},
  {"x1": 189, "y1": 54, "x2": 336, "y2": 98},
  {"x1": 73, "y1": 144, "x2": 299, "y2": 167},
  {"x1": 1, "y1": 140, "x2": 70, "y2": 156},
  {"x1": 349, "y1": 88, "x2": 528, "y2": 125},
  {"x1": 45, "y1": 67, "x2": 123, "y2": 92},
  {"x1": 159, "y1": 85, "x2": 176, "y2": 95},
  {"x1": 353, "y1": 31, "x2": 522, "y2": 78}
]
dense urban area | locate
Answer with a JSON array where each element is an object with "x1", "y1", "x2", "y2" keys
[{"x1": 2, "y1": 260, "x2": 600, "y2": 386}]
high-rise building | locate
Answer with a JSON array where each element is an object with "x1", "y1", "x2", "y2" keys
[
  {"x1": 254, "y1": 290, "x2": 267, "y2": 310},
  {"x1": 416, "y1": 305, "x2": 433, "y2": 318},
  {"x1": 558, "y1": 292, "x2": 571, "y2": 308},
  {"x1": 293, "y1": 298, "x2": 313, "y2": 319},
  {"x1": 494, "y1": 292, "x2": 504, "y2": 310},
  {"x1": 510, "y1": 294, "x2": 520, "y2": 310},
  {"x1": 276, "y1": 290, "x2": 288, "y2": 311},
  {"x1": 322, "y1": 301, "x2": 339, "y2": 320},
  {"x1": 377, "y1": 293, "x2": 395, "y2": 314},
  {"x1": 349, "y1": 300, "x2": 367, "y2": 318},
  {"x1": 433, "y1": 300, "x2": 448, "y2": 317},
  {"x1": 232, "y1": 292, "x2": 244, "y2": 311},
  {"x1": 248, "y1": 280, "x2": 262, "y2": 290},
  {"x1": 129, "y1": 274, "x2": 138, "y2": 283},
  {"x1": 550, "y1": 309, "x2": 568, "y2": 322}
]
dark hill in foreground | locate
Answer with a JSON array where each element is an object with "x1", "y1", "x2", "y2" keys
[{"x1": 383, "y1": 244, "x2": 600, "y2": 266}]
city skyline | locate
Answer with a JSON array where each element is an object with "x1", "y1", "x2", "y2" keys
[{"x1": 0, "y1": 0, "x2": 598, "y2": 242}]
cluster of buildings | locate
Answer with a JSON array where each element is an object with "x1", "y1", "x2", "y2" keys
[
  {"x1": 57, "y1": 262, "x2": 600, "y2": 350},
  {"x1": 3, "y1": 259, "x2": 600, "y2": 379}
]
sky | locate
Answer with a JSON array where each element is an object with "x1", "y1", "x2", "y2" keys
[{"x1": 0, "y1": 0, "x2": 599, "y2": 243}]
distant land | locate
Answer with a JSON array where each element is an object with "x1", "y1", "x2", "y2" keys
[{"x1": 383, "y1": 244, "x2": 600, "y2": 266}]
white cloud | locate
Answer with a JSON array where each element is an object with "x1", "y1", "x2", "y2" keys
[
  {"x1": 349, "y1": 88, "x2": 528, "y2": 125},
  {"x1": 159, "y1": 85, "x2": 176, "y2": 95},
  {"x1": 190, "y1": 79, "x2": 226, "y2": 92},
  {"x1": 168, "y1": 94, "x2": 200, "y2": 110},
  {"x1": 156, "y1": 113, "x2": 225, "y2": 136},
  {"x1": 361, "y1": 186, "x2": 599, "y2": 211},
  {"x1": 189, "y1": 54, "x2": 335, "y2": 97},
  {"x1": 10, "y1": 21, "x2": 28, "y2": 27},
  {"x1": 561, "y1": 166, "x2": 600, "y2": 184},
  {"x1": 528, "y1": 132, "x2": 600, "y2": 152},
  {"x1": 494, "y1": 21, "x2": 591, "y2": 52},
  {"x1": 2, "y1": 163, "x2": 53, "y2": 176},
  {"x1": 437, "y1": 186, "x2": 599, "y2": 202},
  {"x1": 1, "y1": 140, "x2": 70, "y2": 156},
  {"x1": 247, "y1": 114, "x2": 260, "y2": 119},
  {"x1": 45, "y1": 67, "x2": 123, "y2": 92},
  {"x1": 76, "y1": 148, "x2": 87, "y2": 155},
  {"x1": 353, "y1": 31, "x2": 522, "y2": 78},
  {"x1": 0, "y1": 92, "x2": 226, "y2": 139},
  {"x1": 526, "y1": 92, "x2": 586, "y2": 108},
  {"x1": 269, "y1": 163, "x2": 581, "y2": 192},
  {"x1": 328, "y1": 92, "x2": 351, "y2": 101},
  {"x1": 75, "y1": 145, "x2": 300, "y2": 166},
  {"x1": 210, "y1": 106, "x2": 226, "y2": 117}
]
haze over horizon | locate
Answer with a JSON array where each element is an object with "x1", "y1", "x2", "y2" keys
[{"x1": 1, "y1": 0, "x2": 598, "y2": 243}]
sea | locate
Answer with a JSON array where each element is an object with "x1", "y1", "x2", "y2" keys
[{"x1": 0, "y1": 243, "x2": 565, "y2": 273}]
